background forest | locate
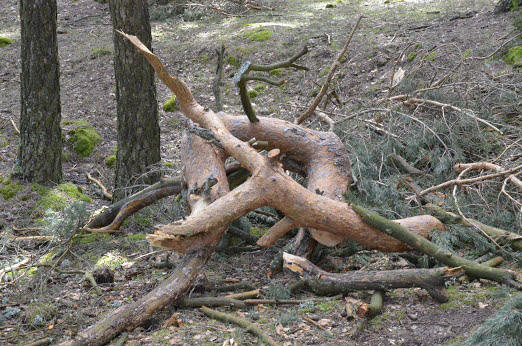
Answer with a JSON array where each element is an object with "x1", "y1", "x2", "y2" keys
[{"x1": 0, "y1": 0, "x2": 521, "y2": 345}]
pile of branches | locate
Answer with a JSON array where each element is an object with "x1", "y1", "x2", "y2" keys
[{"x1": 53, "y1": 24, "x2": 522, "y2": 345}]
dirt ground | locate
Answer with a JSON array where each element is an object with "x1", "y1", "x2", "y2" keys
[{"x1": 0, "y1": 0, "x2": 521, "y2": 345}]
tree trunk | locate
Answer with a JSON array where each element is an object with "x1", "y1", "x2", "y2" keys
[
  {"x1": 18, "y1": 0, "x2": 62, "y2": 184},
  {"x1": 109, "y1": 0, "x2": 160, "y2": 201}
]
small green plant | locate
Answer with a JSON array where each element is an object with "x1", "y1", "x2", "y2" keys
[
  {"x1": 503, "y1": 46, "x2": 522, "y2": 66},
  {"x1": 90, "y1": 47, "x2": 112, "y2": 58},
  {"x1": 227, "y1": 55, "x2": 240, "y2": 68},
  {"x1": 0, "y1": 176, "x2": 24, "y2": 200},
  {"x1": 269, "y1": 68, "x2": 283, "y2": 76},
  {"x1": 244, "y1": 30, "x2": 272, "y2": 42},
  {"x1": 407, "y1": 51, "x2": 418, "y2": 61},
  {"x1": 163, "y1": 94, "x2": 178, "y2": 112},
  {"x1": 106, "y1": 155, "x2": 116, "y2": 168},
  {"x1": 0, "y1": 36, "x2": 12, "y2": 47}
]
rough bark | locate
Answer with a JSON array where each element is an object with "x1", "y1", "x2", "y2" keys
[
  {"x1": 283, "y1": 253, "x2": 460, "y2": 303},
  {"x1": 18, "y1": 0, "x2": 62, "y2": 183},
  {"x1": 109, "y1": 0, "x2": 160, "y2": 200}
]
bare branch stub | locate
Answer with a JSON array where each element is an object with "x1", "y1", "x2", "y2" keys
[{"x1": 233, "y1": 46, "x2": 309, "y2": 122}]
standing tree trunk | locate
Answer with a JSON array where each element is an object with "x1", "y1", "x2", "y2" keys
[
  {"x1": 109, "y1": 0, "x2": 160, "y2": 200},
  {"x1": 18, "y1": 0, "x2": 62, "y2": 184}
]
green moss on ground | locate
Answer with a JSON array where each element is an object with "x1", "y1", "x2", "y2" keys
[
  {"x1": 124, "y1": 233, "x2": 147, "y2": 241},
  {"x1": 163, "y1": 95, "x2": 178, "y2": 112},
  {"x1": 408, "y1": 51, "x2": 417, "y2": 61},
  {"x1": 503, "y1": 46, "x2": 522, "y2": 66},
  {"x1": 31, "y1": 182, "x2": 91, "y2": 212},
  {"x1": 106, "y1": 155, "x2": 116, "y2": 168},
  {"x1": 90, "y1": 47, "x2": 112, "y2": 58},
  {"x1": 95, "y1": 251, "x2": 131, "y2": 269},
  {"x1": 227, "y1": 55, "x2": 240, "y2": 67},
  {"x1": 0, "y1": 176, "x2": 24, "y2": 200},
  {"x1": 244, "y1": 30, "x2": 272, "y2": 42},
  {"x1": 0, "y1": 36, "x2": 12, "y2": 47},
  {"x1": 64, "y1": 120, "x2": 101, "y2": 157},
  {"x1": 269, "y1": 68, "x2": 283, "y2": 76},
  {"x1": 73, "y1": 232, "x2": 111, "y2": 244}
]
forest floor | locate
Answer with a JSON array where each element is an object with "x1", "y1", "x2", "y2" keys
[{"x1": 1, "y1": 0, "x2": 521, "y2": 345}]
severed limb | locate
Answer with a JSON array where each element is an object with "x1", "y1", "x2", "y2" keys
[
  {"x1": 352, "y1": 205, "x2": 521, "y2": 288},
  {"x1": 283, "y1": 252, "x2": 460, "y2": 303}
]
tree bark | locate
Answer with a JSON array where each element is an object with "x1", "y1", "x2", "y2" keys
[
  {"x1": 18, "y1": 0, "x2": 62, "y2": 183},
  {"x1": 109, "y1": 0, "x2": 160, "y2": 200}
]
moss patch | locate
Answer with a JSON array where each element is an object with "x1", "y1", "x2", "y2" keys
[
  {"x1": 73, "y1": 232, "x2": 111, "y2": 244},
  {"x1": 244, "y1": 30, "x2": 272, "y2": 42},
  {"x1": 0, "y1": 176, "x2": 24, "y2": 200},
  {"x1": 64, "y1": 120, "x2": 101, "y2": 157},
  {"x1": 0, "y1": 36, "x2": 12, "y2": 47},
  {"x1": 32, "y1": 182, "x2": 92, "y2": 212},
  {"x1": 90, "y1": 47, "x2": 112, "y2": 58},
  {"x1": 163, "y1": 95, "x2": 178, "y2": 112},
  {"x1": 407, "y1": 51, "x2": 417, "y2": 61},
  {"x1": 124, "y1": 233, "x2": 147, "y2": 241},
  {"x1": 106, "y1": 155, "x2": 116, "y2": 168},
  {"x1": 503, "y1": 46, "x2": 522, "y2": 66},
  {"x1": 95, "y1": 251, "x2": 131, "y2": 269},
  {"x1": 269, "y1": 68, "x2": 283, "y2": 76},
  {"x1": 227, "y1": 55, "x2": 240, "y2": 68}
]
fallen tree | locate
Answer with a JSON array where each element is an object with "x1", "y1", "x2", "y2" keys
[{"x1": 60, "y1": 32, "x2": 521, "y2": 345}]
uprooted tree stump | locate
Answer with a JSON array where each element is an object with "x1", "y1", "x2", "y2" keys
[{"x1": 60, "y1": 32, "x2": 521, "y2": 345}]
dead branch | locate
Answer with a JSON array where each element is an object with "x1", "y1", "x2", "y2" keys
[
  {"x1": 9, "y1": 116, "x2": 20, "y2": 135},
  {"x1": 296, "y1": 15, "x2": 362, "y2": 124},
  {"x1": 86, "y1": 172, "x2": 112, "y2": 200},
  {"x1": 424, "y1": 203, "x2": 522, "y2": 251},
  {"x1": 200, "y1": 306, "x2": 278, "y2": 346},
  {"x1": 283, "y1": 253, "x2": 459, "y2": 302},
  {"x1": 388, "y1": 95, "x2": 503, "y2": 134},
  {"x1": 454, "y1": 162, "x2": 522, "y2": 191},
  {"x1": 352, "y1": 204, "x2": 521, "y2": 288},
  {"x1": 234, "y1": 45, "x2": 308, "y2": 122},
  {"x1": 418, "y1": 164, "x2": 522, "y2": 196}
]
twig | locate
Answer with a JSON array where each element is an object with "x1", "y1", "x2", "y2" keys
[
  {"x1": 9, "y1": 116, "x2": 20, "y2": 135},
  {"x1": 297, "y1": 15, "x2": 363, "y2": 124},
  {"x1": 234, "y1": 46, "x2": 309, "y2": 122},
  {"x1": 200, "y1": 306, "x2": 278, "y2": 346},
  {"x1": 86, "y1": 172, "x2": 112, "y2": 200},
  {"x1": 0, "y1": 257, "x2": 31, "y2": 282},
  {"x1": 303, "y1": 317, "x2": 334, "y2": 338},
  {"x1": 419, "y1": 164, "x2": 522, "y2": 196},
  {"x1": 225, "y1": 289, "x2": 260, "y2": 300},
  {"x1": 388, "y1": 96, "x2": 503, "y2": 134}
]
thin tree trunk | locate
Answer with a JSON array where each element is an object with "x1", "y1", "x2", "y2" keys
[
  {"x1": 109, "y1": 0, "x2": 160, "y2": 200},
  {"x1": 19, "y1": 0, "x2": 62, "y2": 183}
]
